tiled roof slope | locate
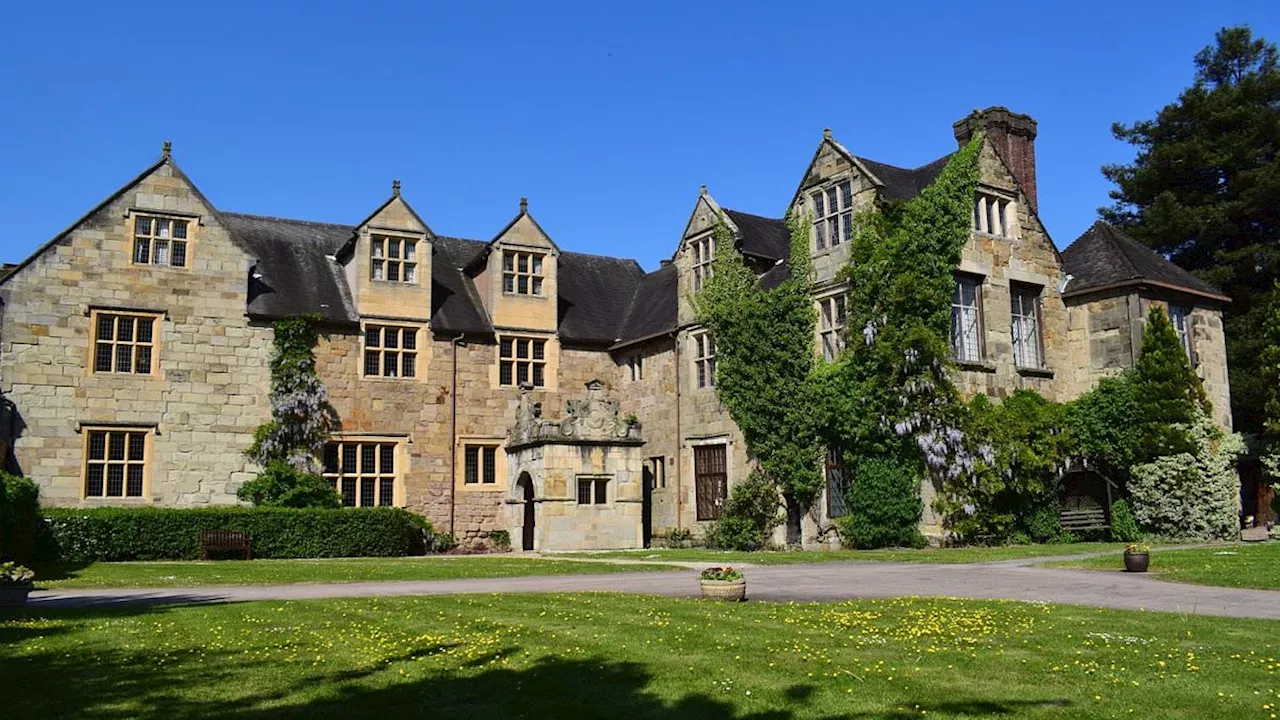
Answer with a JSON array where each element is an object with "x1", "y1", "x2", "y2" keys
[
  {"x1": 615, "y1": 263, "x2": 678, "y2": 345},
  {"x1": 724, "y1": 209, "x2": 790, "y2": 261},
  {"x1": 222, "y1": 213, "x2": 358, "y2": 324},
  {"x1": 556, "y1": 252, "x2": 645, "y2": 344},
  {"x1": 856, "y1": 154, "x2": 953, "y2": 202},
  {"x1": 1061, "y1": 221, "x2": 1227, "y2": 301}
]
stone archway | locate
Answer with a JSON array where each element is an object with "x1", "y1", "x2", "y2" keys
[{"x1": 516, "y1": 471, "x2": 535, "y2": 551}]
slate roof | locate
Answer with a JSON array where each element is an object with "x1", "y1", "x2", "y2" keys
[
  {"x1": 0, "y1": 264, "x2": 15, "y2": 282},
  {"x1": 856, "y1": 154, "x2": 953, "y2": 202},
  {"x1": 614, "y1": 263, "x2": 678, "y2": 346},
  {"x1": 723, "y1": 209, "x2": 790, "y2": 261},
  {"x1": 1061, "y1": 221, "x2": 1228, "y2": 301},
  {"x1": 556, "y1": 252, "x2": 645, "y2": 344},
  {"x1": 222, "y1": 213, "x2": 358, "y2": 324}
]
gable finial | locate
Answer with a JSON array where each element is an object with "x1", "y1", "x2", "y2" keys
[
  {"x1": 162, "y1": 140, "x2": 172, "y2": 158},
  {"x1": 699, "y1": 184, "x2": 708, "y2": 196},
  {"x1": 520, "y1": 196, "x2": 528, "y2": 214},
  {"x1": 392, "y1": 179, "x2": 401, "y2": 197},
  {"x1": 822, "y1": 128, "x2": 832, "y2": 140}
]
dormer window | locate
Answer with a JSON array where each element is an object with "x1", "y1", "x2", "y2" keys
[
  {"x1": 371, "y1": 234, "x2": 418, "y2": 283},
  {"x1": 503, "y1": 250, "x2": 544, "y2": 295},
  {"x1": 133, "y1": 215, "x2": 189, "y2": 267},
  {"x1": 691, "y1": 236, "x2": 714, "y2": 291},
  {"x1": 973, "y1": 193, "x2": 1013, "y2": 238},
  {"x1": 811, "y1": 180, "x2": 852, "y2": 250}
]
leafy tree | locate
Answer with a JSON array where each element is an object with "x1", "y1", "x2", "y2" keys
[
  {"x1": 235, "y1": 460, "x2": 341, "y2": 509},
  {"x1": 1066, "y1": 374, "x2": 1144, "y2": 481},
  {"x1": 696, "y1": 214, "x2": 822, "y2": 546},
  {"x1": 1101, "y1": 26, "x2": 1280, "y2": 432},
  {"x1": 705, "y1": 469, "x2": 784, "y2": 550},
  {"x1": 837, "y1": 455, "x2": 926, "y2": 549}
]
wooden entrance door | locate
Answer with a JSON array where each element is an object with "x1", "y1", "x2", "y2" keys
[{"x1": 518, "y1": 473, "x2": 535, "y2": 551}]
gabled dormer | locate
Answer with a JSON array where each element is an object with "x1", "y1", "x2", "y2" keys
[
  {"x1": 788, "y1": 129, "x2": 884, "y2": 283},
  {"x1": 342, "y1": 181, "x2": 433, "y2": 321},
  {"x1": 675, "y1": 186, "x2": 732, "y2": 327},
  {"x1": 475, "y1": 198, "x2": 559, "y2": 334}
]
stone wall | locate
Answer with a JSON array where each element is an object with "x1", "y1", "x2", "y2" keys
[
  {"x1": 611, "y1": 336, "x2": 680, "y2": 535},
  {"x1": 0, "y1": 161, "x2": 271, "y2": 506}
]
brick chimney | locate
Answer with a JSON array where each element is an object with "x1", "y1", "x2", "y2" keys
[{"x1": 953, "y1": 107, "x2": 1039, "y2": 213}]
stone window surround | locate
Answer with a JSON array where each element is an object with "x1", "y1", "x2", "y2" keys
[
  {"x1": 370, "y1": 231, "x2": 421, "y2": 284},
  {"x1": 693, "y1": 330, "x2": 716, "y2": 389},
  {"x1": 810, "y1": 177, "x2": 853, "y2": 252},
  {"x1": 646, "y1": 456, "x2": 665, "y2": 489},
  {"x1": 359, "y1": 319, "x2": 426, "y2": 381},
  {"x1": 817, "y1": 291, "x2": 847, "y2": 362},
  {"x1": 951, "y1": 273, "x2": 987, "y2": 364},
  {"x1": 1010, "y1": 283, "x2": 1045, "y2": 370},
  {"x1": 498, "y1": 334, "x2": 549, "y2": 388},
  {"x1": 455, "y1": 436, "x2": 507, "y2": 491},
  {"x1": 973, "y1": 189, "x2": 1018, "y2": 240},
  {"x1": 627, "y1": 352, "x2": 643, "y2": 382},
  {"x1": 322, "y1": 435, "x2": 408, "y2": 508},
  {"x1": 127, "y1": 209, "x2": 198, "y2": 270},
  {"x1": 576, "y1": 475, "x2": 610, "y2": 505},
  {"x1": 88, "y1": 308, "x2": 164, "y2": 378},
  {"x1": 80, "y1": 424, "x2": 155, "y2": 501},
  {"x1": 502, "y1": 249, "x2": 546, "y2": 296},
  {"x1": 690, "y1": 232, "x2": 714, "y2": 292},
  {"x1": 1168, "y1": 304, "x2": 1194, "y2": 360}
]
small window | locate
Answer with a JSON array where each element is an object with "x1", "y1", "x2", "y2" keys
[
  {"x1": 973, "y1": 194, "x2": 1013, "y2": 238},
  {"x1": 132, "y1": 214, "x2": 190, "y2": 268},
  {"x1": 502, "y1": 250, "x2": 545, "y2": 295},
  {"x1": 463, "y1": 443, "x2": 500, "y2": 486},
  {"x1": 819, "y1": 294, "x2": 847, "y2": 362},
  {"x1": 499, "y1": 336, "x2": 548, "y2": 387},
  {"x1": 1010, "y1": 286, "x2": 1044, "y2": 369},
  {"x1": 84, "y1": 428, "x2": 149, "y2": 498},
  {"x1": 811, "y1": 180, "x2": 853, "y2": 251},
  {"x1": 691, "y1": 235, "x2": 714, "y2": 291},
  {"x1": 627, "y1": 353, "x2": 643, "y2": 382},
  {"x1": 321, "y1": 440, "x2": 399, "y2": 507},
  {"x1": 362, "y1": 324, "x2": 418, "y2": 379},
  {"x1": 646, "y1": 456, "x2": 665, "y2": 489},
  {"x1": 1169, "y1": 305, "x2": 1192, "y2": 358},
  {"x1": 577, "y1": 477, "x2": 608, "y2": 505},
  {"x1": 694, "y1": 332, "x2": 716, "y2": 389},
  {"x1": 825, "y1": 447, "x2": 850, "y2": 518},
  {"x1": 694, "y1": 444, "x2": 728, "y2": 521},
  {"x1": 950, "y1": 276, "x2": 984, "y2": 363},
  {"x1": 370, "y1": 235, "x2": 418, "y2": 284},
  {"x1": 92, "y1": 312, "x2": 158, "y2": 375}
]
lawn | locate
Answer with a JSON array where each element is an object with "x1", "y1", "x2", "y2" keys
[
  {"x1": 1048, "y1": 542, "x2": 1280, "y2": 590},
  {"x1": 565, "y1": 542, "x2": 1133, "y2": 566},
  {"x1": 2, "y1": 593, "x2": 1276, "y2": 719},
  {"x1": 34, "y1": 556, "x2": 679, "y2": 589}
]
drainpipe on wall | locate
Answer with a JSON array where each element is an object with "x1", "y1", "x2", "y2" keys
[
  {"x1": 672, "y1": 329, "x2": 683, "y2": 531},
  {"x1": 448, "y1": 333, "x2": 466, "y2": 537}
]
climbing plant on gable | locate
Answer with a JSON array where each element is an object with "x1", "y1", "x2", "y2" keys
[
  {"x1": 695, "y1": 213, "x2": 823, "y2": 546},
  {"x1": 246, "y1": 316, "x2": 337, "y2": 473}
]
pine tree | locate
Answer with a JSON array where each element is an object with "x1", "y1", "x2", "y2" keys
[{"x1": 1131, "y1": 306, "x2": 1210, "y2": 457}]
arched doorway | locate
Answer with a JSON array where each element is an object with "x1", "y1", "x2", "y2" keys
[{"x1": 516, "y1": 472, "x2": 535, "y2": 551}]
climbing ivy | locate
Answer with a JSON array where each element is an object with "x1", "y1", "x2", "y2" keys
[
  {"x1": 695, "y1": 212, "x2": 823, "y2": 546},
  {"x1": 246, "y1": 316, "x2": 336, "y2": 473}
]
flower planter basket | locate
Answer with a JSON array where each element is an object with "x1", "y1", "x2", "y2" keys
[
  {"x1": 0, "y1": 584, "x2": 32, "y2": 607},
  {"x1": 699, "y1": 579, "x2": 746, "y2": 601},
  {"x1": 1124, "y1": 552, "x2": 1149, "y2": 573}
]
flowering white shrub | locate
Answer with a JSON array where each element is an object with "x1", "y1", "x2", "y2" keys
[{"x1": 1129, "y1": 410, "x2": 1243, "y2": 540}]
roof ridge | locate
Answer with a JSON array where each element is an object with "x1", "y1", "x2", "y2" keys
[
  {"x1": 222, "y1": 211, "x2": 354, "y2": 230},
  {"x1": 723, "y1": 207, "x2": 784, "y2": 222},
  {"x1": 1093, "y1": 222, "x2": 1143, "y2": 279}
]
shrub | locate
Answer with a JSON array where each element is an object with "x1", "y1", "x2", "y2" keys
[
  {"x1": 839, "y1": 455, "x2": 926, "y2": 549},
  {"x1": 1129, "y1": 410, "x2": 1243, "y2": 540},
  {"x1": 488, "y1": 530, "x2": 511, "y2": 552},
  {"x1": 1109, "y1": 499, "x2": 1142, "y2": 542},
  {"x1": 236, "y1": 460, "x2": 342, "y2": 509},
  {"x1": 700, "y1": 566, "x2": 743, "y2": 582},
  {"x1": 0, "y1": 472, "x2": 41, "y2": 563},
  {"x1": 39, "y1": 507, "x2": 434, "y2": 563},
  {"x1": 706, "y1": 470, "x2": 783, "y2": 551}
]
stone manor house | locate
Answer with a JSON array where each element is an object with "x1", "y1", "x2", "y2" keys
[{"x1": 0, "y1": 107, "x2": 1232, "y2": 550}]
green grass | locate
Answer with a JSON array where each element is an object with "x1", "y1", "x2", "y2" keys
[
  {"x1": 1048, "y1": 542, "x2": 1280, "y2": 590},
  {"x1": 2, "y1": 593, "x2": 1276, "y2": 719},
  {"x1": 564, "y1": 542, "x2": 1132, "y2": 565},
  {"x1": 34, "y1": 556, "x2": 679, "y2": 589}
]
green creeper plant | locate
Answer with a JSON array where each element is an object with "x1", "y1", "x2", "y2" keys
[
  {"x1": 695, "y1": 213, "x2": 822, "y2": 546},
  {"x1": 246, "y1": 316, "x2": 337, "y2": 473}
]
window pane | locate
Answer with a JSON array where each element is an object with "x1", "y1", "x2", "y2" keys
[
  {"x1": 403, "y1": 264, "x2": 416, "y2": 283},
  {"x1": 516, "y1": 339, "x2": 529, "y2": 359},
  {"x1": 154, "y1": 239, "x2": 169, "y2": 265},
  {"x1": 378, "y1": 478, "x2": 394, "y2": 507},
  {"x1": 380, "y1": 444, "x2": 395, "y2": 474},
  {"x1": 107, "y1": 464, "x2": 125, "y2": 497},
  {"x1": 89, "y1": 431, "x2": 107, "y2": 460},
  {"x1": 97, "y1": 314, "x2": 115, "y2": 341},
  {"x1": 388, "y1": 239, "x2": 401, "y2": 259},
  {"x1": 95, "y1": 343, "x2": 113, "y2": 372},
  {"x1": 126, "y1": 465, "x2": 144, "y2": 497},
  {"x1": 134, "y1": 237, "x2": 150, "y2": 264},
  {"x1": 518, "y1": 276, "x2": 528, "y2": 294},
  {"x1": 136, "y1": 318, "x2": 154, "y2": 344},
  {"x1": 323, "y1": 444, "x2": 339, "y2": 474},
  {"x1": 361, "y1": 445, "x2": 377, "y2": 474},
  {"x1": 500, "y1": 361, "x2": 513, "y2": 386},
  {"x1": 503, "y1": 252, "x2": 514, "y2": 271},
  {"x1": 115, "y1": 344, "x2": 133, "y2": 373},
  {"x1": 577, "y1": 479, "x2": 592, "y2": 505},
  {"x1": 86, "y1": 464, "x2": 104, "y2": 497},
  {"x1": 503, "y1": 274, "x2": 515, "y2": 293},
  {"x1": 532, "y1": 340, "x2": 545, "y2": 360},
  {"x1": 342, "y1": 478, "x2": 356, "y2": 506},
  {"x1": 532, "y1": 256, "x2": 542, "y2": 274},
  {"x1": 107, "y1": 433, "x2": 126, "y2": 461},
  {"x1": 500, "y1": 338, "x2": 513, "y2": 359},
  {"x1": 483, "y1": 447, "x2": 496, "y2": 484},
  {"x1": 135, "y1": 216, "x2": 152, "y2": 235},
  {"x1": 371, "y1": 239, "x2": 384, "y2": 259},
  {"x1": 156, "y1": 219, "x2": 170, "y2": 239},
  {"x1": 171, "y1": 241, "x2": 187, "y2": 267},
  {"x1": 365, "y1": 351, "x2": 380, "y2": 376},
  {"x1": 516, "y1": 362, "x2": 530, "y2": 385},
  {"x1": 402, "y1": 329, "x2": 416, "y2": 351},
  {"x1": 835, "y1": 296, "x2": 847, "y2": 325},
  {"x1": 403, "y1": 241, "x2": 416, "y2": 261},
  {"x1": 365, "y1": 327, "x2": 381, "y2": 347},
  {"x1": 465, "y1": 446, "x2": 479, "y2": 484},
  {"x1": 387, "y1": 262, "x2": 400, "y2": 282},
  {"x1": 372, "y1": 260, "x2": 384, "y2": 280},
  {"x1": 135, "y1": 346, "x2": 152, "y2": 374},
  {"x1": 384, "y1": 328, "x2": 398, "y2": 349},
  {"x1": 117, "y1": 316, "x2": 135, "y2": 342},
  {"x1": 531, "y1": 277, "x2": 543, "y2": 295},
  {"x1": 517, "y1": 254, "x2": 528, "y2": 272},
  {"x1": 811, "y1": 192, "x2": 824, "y2": 217},
  {"x1": 839, "y1": 181, "x2": 852, "y2": 209},
  {"x1": 402, "y1": 353, "x2": 416, "y2": 378},
  {"x1": 594, "y1": 479, "x2": 607, "y2": 504},
  {"x1": 173, "y1": 220, "x2": 188, "y2": 239},
  {"x1": 342, "y1": 444, "x2": 357, "y2": 473},
  {"x1": 532, "y1": 363, "x2": 544, "y2": 387},
  {"x1": 384, "y1": 353, "x2": 398, "y2": 376}
]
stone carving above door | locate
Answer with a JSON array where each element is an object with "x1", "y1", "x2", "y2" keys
[{"x1": 509, "y1": 379, "x2": 642, "y2": 449}]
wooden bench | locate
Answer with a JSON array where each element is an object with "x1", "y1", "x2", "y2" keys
[
  {"x1": 199, "y1": 529, "x2": 251, "y2": 560},
  {"x1": 1059, "y1": 508, "x2": 1109, "y2": 532}
]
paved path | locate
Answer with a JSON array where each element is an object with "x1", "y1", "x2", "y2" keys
[{"x1": 29, "y1": 559, "x2": 1280, "y2": 620}]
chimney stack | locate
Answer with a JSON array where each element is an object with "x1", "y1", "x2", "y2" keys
[{"x1": 953, "y1": 106, "x2": 1038, "y2": 213}]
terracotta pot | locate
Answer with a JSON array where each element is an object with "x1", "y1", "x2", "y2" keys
[
  {"x1": 1124, "y1": 552, "x2": 1149, "y2": 573},
  {"x1": 700, "y1": 579, "x2": 746, "y2": 601},
  {"x1": 0, "y1": 584, "x2": 32, "y2": 607}
]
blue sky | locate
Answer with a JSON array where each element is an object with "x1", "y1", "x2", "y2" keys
[{"x1": 2, "y1": 1, "x2": 1277, "y2": 271}]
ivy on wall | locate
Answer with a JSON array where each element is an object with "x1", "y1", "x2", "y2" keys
[
  {"x1": 246, "y1": 316, "x2": 337, "y2": 473},
  {"x1": 695, "y1": 213, "x2": 823, "y2": 546}
]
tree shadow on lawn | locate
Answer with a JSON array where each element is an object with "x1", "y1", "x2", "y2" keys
[{"x1": 2, "y1": 603, "x2": 1074, "y2": 720}]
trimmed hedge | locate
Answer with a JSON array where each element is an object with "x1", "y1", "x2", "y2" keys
[
  {"x1": 0, "y1": 472, "x2": 41, "y2": 563},
  {"x1": 40, "y1": 506, "x2": 434, "y2": 563}
]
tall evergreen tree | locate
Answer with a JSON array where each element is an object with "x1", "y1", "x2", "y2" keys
[
  {"x1": 1131, "y1": 306, "x2": 1210, "y2": 458},
  {"x1": 1100, "y1": 26, "x2": 1280, "y2": 432}
]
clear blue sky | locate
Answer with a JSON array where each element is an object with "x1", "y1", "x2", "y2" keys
[{"x1": 2, "y1": 1, "x2": 1277, "y2": 271}]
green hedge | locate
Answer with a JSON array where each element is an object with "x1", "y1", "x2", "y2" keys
[
  {"x1": 39, "y1": 506, "x2": 434, "y2": 563},
  {"x1": 0, "y1": 472, "x2": 41, "y2": 564}
]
